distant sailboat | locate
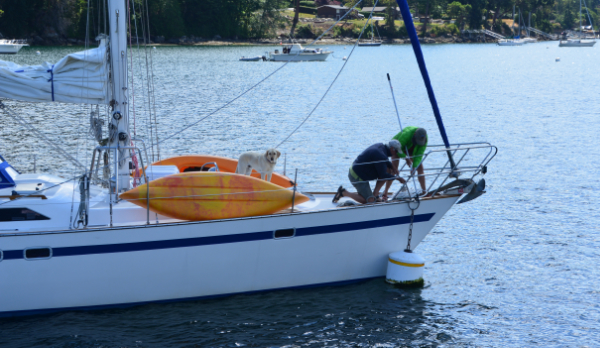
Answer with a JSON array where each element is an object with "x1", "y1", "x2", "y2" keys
[
  {"x1": 359, "y1": 16, "x2": 383, "y2": 46},
  {"x1": 498, "y1": 5, "x2": 524, "y2": 46},
  {"x1": 559, "y1": 0, "x2": 596, "y2": 47}
]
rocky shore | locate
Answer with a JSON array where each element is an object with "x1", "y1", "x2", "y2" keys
[{"x1": 11, "y1": 31, "x2": 553, "y2": 47}]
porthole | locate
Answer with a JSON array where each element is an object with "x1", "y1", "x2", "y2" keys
[
  {"x1": 24, "y1": 247, "x2": 52, "y2": 260},
  {"x1": 274, "y1": 228, "x2": 296, "y2": 239}
]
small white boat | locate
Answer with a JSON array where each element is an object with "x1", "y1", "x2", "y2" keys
[
  {"x1": 0, "y1": 39, "x2": 28, "y2": 54},
  {"x1": 559, "y1": 39, "x2": 596, "y2": 47},
  {"x1": 497, "y1": 39, "x2": 525, "y2": 46},
  {"x1": 268, "y1": 44, "x2": 331, "y2": 61},
  {"x1": 239, "y1": 56, "x2": 263, "y2": 62}
]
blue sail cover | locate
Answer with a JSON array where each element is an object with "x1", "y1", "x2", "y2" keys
[
  {"x1": 0, "y1": 155, "x2": 17, "y2": 189},
  {"x1": 394, "y1": 0, "x2": 451, "y2": 149}
]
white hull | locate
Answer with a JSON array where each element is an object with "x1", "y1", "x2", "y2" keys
[
  {"x1": 269, "y1": 52, "x2": 331, "y2": 61},
  {"x1": 358, "y1": 42, "x2": 382, "y2": 47},
  {"x1": 559, "y1": 39, "x2": 596, "y2": 47},
  {"x1": 497, "y1": 39, "x2": 525, "y2": 46},
  {"x1": 0, "y1": 194, "x2": 458, "y2": 316},
  {"x1": 0, "y1": 43, "x2": 28, "y2": 54}
]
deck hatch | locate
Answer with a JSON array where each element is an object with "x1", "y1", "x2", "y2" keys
[
  {"x1": 0, "y1": 208, "x2": 50, "y2": 222},
  {"x1": 274, "y1": 228, "x2": 296, "y2": 239},
  {"x1": 24, "y1": 248, "x2": 52, "y2": 260}
]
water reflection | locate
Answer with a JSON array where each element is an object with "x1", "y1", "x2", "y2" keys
[{"x1": 0, "y1": 279, "x2": 464, "y2": 347}]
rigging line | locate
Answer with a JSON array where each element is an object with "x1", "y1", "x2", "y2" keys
[
  {"x1": 138, "y1": 1, "x2": 156, "y2": 162},
  {"x1": 143, "y1": 0, "x2": 160, "y2": 161},
  {"x1": 158, "y1": 62, "x2": 291, "y2": 145},
  {"x1": 127, "y1": 0, "x2": 137, "y2": 139},
  {"x1": 158, "y1": 2, "x2": 365, "y2": 147},
  {"x1": 135, "y1": 0, "x2": 155, "y2": 162},
  {"x1": 0, "y1": 103, "x2": 85, "y2": 170},
  {"x1": 582, "y1": 0, "x2": 596, "y2": 37},
  {"x1": 276, "y1": 1, "x2": 379, "y2": 148}
]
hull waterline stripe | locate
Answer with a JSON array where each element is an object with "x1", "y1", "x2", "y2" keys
[
  {"x1": 1, "y1": 213, "x2": 434, "y2": 260},
  {"x1": 0, "y1": 276, "x2": 382, "y2": 318},
  {"x1": 388, "y1": 258, "x2": 425, "y2": 267}
]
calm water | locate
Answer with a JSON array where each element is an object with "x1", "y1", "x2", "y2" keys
[{"x1": 1, "y1": 42, "x2": 599, "y2": 347}]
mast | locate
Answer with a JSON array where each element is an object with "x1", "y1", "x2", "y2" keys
[
  {"x1": 394, "y1": 0, "x2": 457, "y2": 171},
  {"x1": 580, "y1": 0, "x2": 582, "y2": 37},
  {"x1": 108, "y1": 0, "x2": 130, "y2": 193},
  {"x1": 512, "y1": 5, "x2": 516, "y2": 37}
]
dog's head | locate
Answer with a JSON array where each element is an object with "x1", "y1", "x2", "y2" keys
[{"x1": 265, "y1": 148, "x2": 281, "y2": 164}]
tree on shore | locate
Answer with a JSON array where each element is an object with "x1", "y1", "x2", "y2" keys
[{"x1": 447, "y1": 1, "x2": 472, "y2": 29}]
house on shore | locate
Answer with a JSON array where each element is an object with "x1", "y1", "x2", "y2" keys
[
  {"x1": 361, "y1": 6, "x2": 401, "y2": 19},
  {"x1": 317, "y1": 5, "x2": 350, "y2": 19}
]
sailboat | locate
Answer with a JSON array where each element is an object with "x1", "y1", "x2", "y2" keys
[
  {"x1": 498, "y1": 6, "x2": 525, "y2": 46},
  {"x1": 521, "y1": 11, "x2": 538, "y2": 43},
  {"x1": 0, "y1": 0, "x2": 496, "y2": 317},
  {"x1": 559, "y1": 0, "x2": 596, "y2": 47},
  {"x1": 358, "y1": 17, "x2": 383, "y2": 46}
]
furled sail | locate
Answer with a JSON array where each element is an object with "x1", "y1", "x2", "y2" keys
[{"x1": 0, "y1": 41, "x2": 109, "y2": 105}]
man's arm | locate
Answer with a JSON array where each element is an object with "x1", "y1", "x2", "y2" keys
[{"x1": 416, "y1": 163, "x2": 426, "y2": 192}]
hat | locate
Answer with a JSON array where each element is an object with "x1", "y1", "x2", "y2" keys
[
  {"x1": 413, "y1": 128, "x2": 427, "y2": 146},
  {"x1": 388, "y1": 139, "x2": 402, "y2": 154}
]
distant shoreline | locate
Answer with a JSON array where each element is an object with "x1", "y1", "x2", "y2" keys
[{"x1": 20, "y1": 36, "x2": 556, "y2": 48}]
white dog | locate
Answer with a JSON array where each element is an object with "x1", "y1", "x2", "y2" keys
[{"x1": 235, "y1": 148, "x2": 281, "y2": 182}]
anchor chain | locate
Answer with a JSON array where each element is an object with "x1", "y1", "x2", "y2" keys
[{"x1": 405, "y1": 195, "x2": 420, "y2": 252}]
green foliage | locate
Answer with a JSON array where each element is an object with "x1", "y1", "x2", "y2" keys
[
  {"x1": 431, "y1": 5, "x2": 444, "y2": 19},
  {"x1": 467, "y1": 0, "x2": 486, "y2": 29},
  {"x1": 562, "y1": 0, "x2": 575, "y2": 29},
  {"x1": 429, "y1": 23, "x2": 460, "y2": 36},
  {"x1": 0, "y1": 0, "x2": 588, "y2": 42},
  {"x1": 296, "y1": 23, "x2": 322, "y2": 38},
  {"x1": 299, "y1": 1, "x2": 316, "y2": 8},
  {"x1": 385, "y1": 0, "x2": 395, "y2": 32},
  {"x1": 298, "y1": 6, "x2": 317, "y2": 14},
  {"x1": 447, "y1": 1, "x2": 471, "y2": 29}
]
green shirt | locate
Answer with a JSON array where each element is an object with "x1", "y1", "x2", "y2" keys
[{"x1": 392, "y1": 126, "x2": 427, "y2": 169}]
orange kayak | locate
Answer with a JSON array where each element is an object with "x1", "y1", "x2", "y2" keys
[
  {"x1": 150, "y1": 155, "x2": 294, "y2": 188},
  {"x1": 120, "y1": 172, "x2": 309, "y2": 221}
]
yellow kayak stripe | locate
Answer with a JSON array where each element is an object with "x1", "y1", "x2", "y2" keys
[{"x1": 388, "y1": 258, "x2": 424, "y2": 268}]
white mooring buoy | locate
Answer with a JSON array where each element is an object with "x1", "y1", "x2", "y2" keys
[
  {"x1": 342, "y1": 56, "x2": 347, "y2": 60},
  {"x1": 386, "y1": 250, "x2": 425, "y2": 287}
]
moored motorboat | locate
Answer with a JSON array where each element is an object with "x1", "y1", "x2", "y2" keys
[
  {"x1": 559, "y1": 39, "x2": 596, "y2": 47},
  {"x1": 268, "y1": 44, "x2": 331, "y2": 61},
  {"x1": 0, "y1": 39, "x2": 28, "y2": 54}
]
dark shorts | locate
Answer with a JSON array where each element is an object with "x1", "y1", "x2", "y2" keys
[{"x1": 348, "y1": 170, "x2": 374, "y2": 202}]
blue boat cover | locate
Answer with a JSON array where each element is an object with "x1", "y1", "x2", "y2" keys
[{"x1": 0, "y1": 155, "x2": 17, "y2": 189}]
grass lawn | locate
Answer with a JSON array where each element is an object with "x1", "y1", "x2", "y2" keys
[{"x1": 282, "y1": 11, "x2": 316, "y2": 18}]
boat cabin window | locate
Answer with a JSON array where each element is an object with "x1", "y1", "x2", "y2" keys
[
  {"x1": 0, "y1": 208, "x2": 50, "y2": 222},
  {"x1": 274, "y1": 228, "x2": 295, "y2": 239},
  {"x1": 24, "y1": 248, "x2": 52, "y2": 260}
]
